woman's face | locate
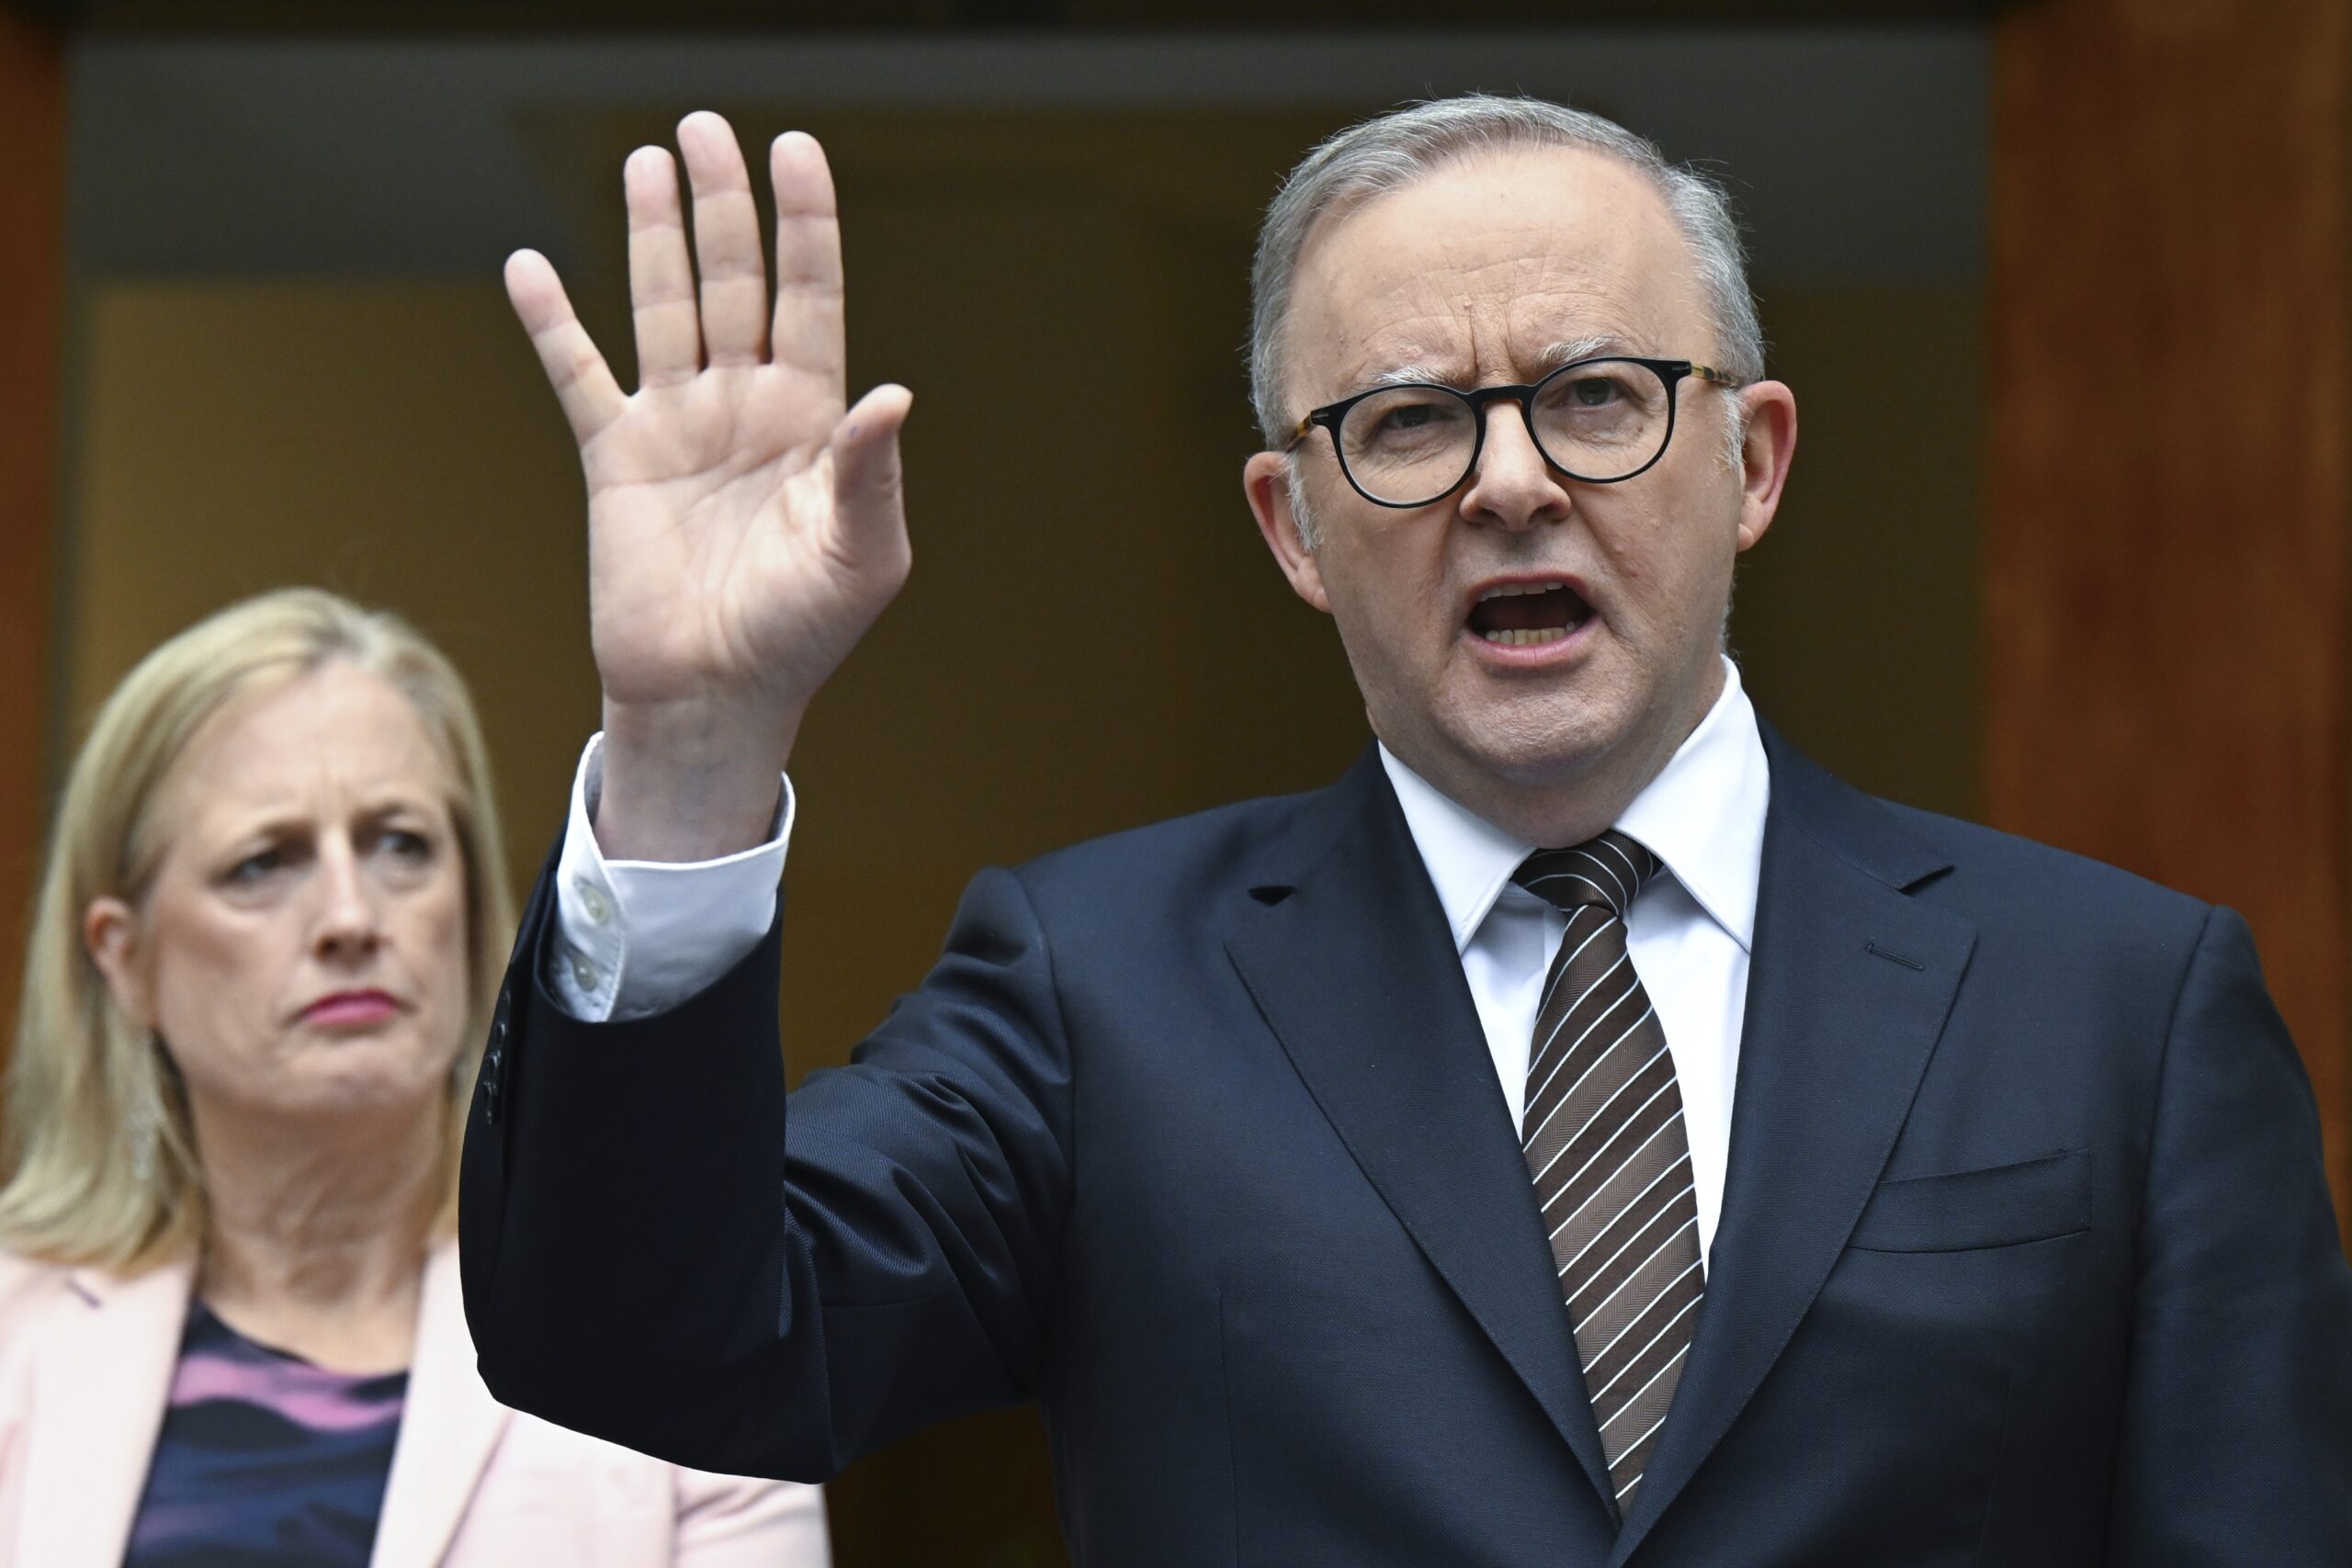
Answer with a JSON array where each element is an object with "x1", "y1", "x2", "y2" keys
[{"x1": 86, "y1": 662, "x2": 473, "y2": 1136}]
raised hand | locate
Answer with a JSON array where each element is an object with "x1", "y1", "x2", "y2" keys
[{"x1": 505, "y1": 113, "x2": 910, "y2": 859}]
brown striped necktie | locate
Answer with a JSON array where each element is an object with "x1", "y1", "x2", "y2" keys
[{"x1": 1514, "y1": 831, "x2": 1702, "y2": 1517}]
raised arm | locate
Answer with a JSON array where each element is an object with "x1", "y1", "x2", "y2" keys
[
  {"x1": 465, "y1": 118, "x2": 1072, "y2": 1483},
  {"x1": 503, "y1": 112, "x2": 910, "y2": 862}
]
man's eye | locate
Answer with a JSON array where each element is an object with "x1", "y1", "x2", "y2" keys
[
  {"x1": 1569, "y1": 376, "x2": 1623, "y2": 407},
  {"x1": 1368, "y1": 397, "x2": 1466, "y2": 436}
]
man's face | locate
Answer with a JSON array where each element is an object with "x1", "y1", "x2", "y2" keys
[{"x1": 1246, "y1": 147, "x2": 1794, "y2": 840}]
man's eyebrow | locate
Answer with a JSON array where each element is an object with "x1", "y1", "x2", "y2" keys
[
  {"x1": 1338, "y1": 334, "x2": 1636, "y2": 399},
  {"x1": 1538, "y1": 334, "x2": 1632, "y2": 370},
  {"x1": 1359, "y1": 361, "x2": 1445, "y2": 390}
]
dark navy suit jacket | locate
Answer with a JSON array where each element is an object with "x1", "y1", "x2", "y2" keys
[{"x1": 460, "y1": 727, "x2": 2352, "y2": 1565}]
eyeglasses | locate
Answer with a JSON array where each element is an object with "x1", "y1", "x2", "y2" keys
[{"x1": 1285, "y1": 355, "x2": 1747, "y2": 510}]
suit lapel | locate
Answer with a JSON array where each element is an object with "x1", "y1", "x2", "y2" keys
[
  {"x1": 371, "y1": 1243, "x2": 511, "y2": 1568},
  {"x1": 1609, "y1": 728, "x2": 1976, "y2": 1565},
  {"x1": 1224, "y1": 750, "x2": 1618, "y2": 1512},
  {"x1": 17, "y1": 1261, "x2": 192, "y2": 1568}
]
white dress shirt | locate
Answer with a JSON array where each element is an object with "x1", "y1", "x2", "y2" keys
[
  {"x1": 1376, "y1": 658, "x2": 1769, "y2": 1262},
  {"x1": 548, "y1": 658, "x2": 1771, "y2": 1262}
]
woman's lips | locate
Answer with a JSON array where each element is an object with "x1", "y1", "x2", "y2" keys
[{"x1": 300, "y1": 990, "x2": 401, "y2": 1027}]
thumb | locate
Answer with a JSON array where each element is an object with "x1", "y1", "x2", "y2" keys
[{"x1": 831, "y1": 383, "x2": 913, "y2": 565}]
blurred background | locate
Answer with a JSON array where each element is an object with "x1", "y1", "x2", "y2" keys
[{"x1": 0, "y1": 1, "x2": 2344, "y2": 1562}]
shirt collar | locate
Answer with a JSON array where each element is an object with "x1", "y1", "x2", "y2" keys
[{"x1": 1377, "y1": 656, "x2": 1770, "y2": 954}]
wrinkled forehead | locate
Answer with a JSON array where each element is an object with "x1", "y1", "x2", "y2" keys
[
  {"x1": 1285, "y1": 146, "x2": 1712, "y2": 406},
  {"x1": 159, "y1": 664, "x2": 455, "y2": 837}
]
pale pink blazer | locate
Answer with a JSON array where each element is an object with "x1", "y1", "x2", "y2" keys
[{"x1": 0, "y1": 1240, "x2": 831, "y2": 1567}]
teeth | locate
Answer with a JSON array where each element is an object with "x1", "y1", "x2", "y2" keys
[
  {"x1": 1479, "y1": 626, "x2": 1574, "y2": 647},
  {"x1": 1478, "y1": 581, "x2": 1569, "y2": 602}
]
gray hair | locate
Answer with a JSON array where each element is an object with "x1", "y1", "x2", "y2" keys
[{"x1": 1250, "y1": 94, "x2": 1765, "y2": 455}]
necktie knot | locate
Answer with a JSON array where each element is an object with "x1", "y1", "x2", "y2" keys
[{"x1": 1514, "y1": 829, "x2": 1659, "y2": 921}]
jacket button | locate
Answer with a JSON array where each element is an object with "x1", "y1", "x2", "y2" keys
[{"x1": 481, "y1": 988, "x2": 514, "y2": 1123}]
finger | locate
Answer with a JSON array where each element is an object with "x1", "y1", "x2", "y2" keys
[
  {"x1": 676, "y1": 111, "x2": 769, "y2": 369},
  {"x1": 625, "y1": 145, "x2": 701, "y2": 388},
  {"x1": 830, "y1": 383, "x2": 913, "y2": 563},
  {"x1": 770, "y1": 131, "x2": 846, "y2": 395},
  {"x1": 504, "y1": 249, "x2": 627, "y2": 443}
]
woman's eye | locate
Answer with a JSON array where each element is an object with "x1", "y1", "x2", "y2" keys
[
  {"x1": 379, "y1": 829, "x2": 435, "y2": 863},
  {"x1": 224, "y1": 848, "x2": 285, "y2": 886}
]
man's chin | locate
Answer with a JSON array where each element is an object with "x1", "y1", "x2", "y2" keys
[
  {"x1": 1461, "y1": 731, "x2": 1620, "y2": 790},
  {"x1": 1381, "y1": 712, "x2": 1631, "y2": 810},
  {"x1": 1441, "y1": 691, "x2": 1634, "y2": 781}
]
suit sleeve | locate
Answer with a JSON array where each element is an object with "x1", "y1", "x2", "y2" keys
[
  {"x1": 2107, "y1": 905, "x2": 2352, "y2": 1562},
  {"x1": 459, "y1": 837, "x2": 1074, "y2": 1483}
]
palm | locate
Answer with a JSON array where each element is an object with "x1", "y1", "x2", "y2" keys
[
  {"x1": 580, "y1": 368, "x2": 859, "y2": 713},
  {"x1": 506, "y1": 116, "x2": 910, "y2": 725}
]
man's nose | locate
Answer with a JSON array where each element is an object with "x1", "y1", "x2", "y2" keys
[
  {"x1": 1459, "y1": 402, "x2": 1572, "y2": 530},
  {"x1": 311, "y1": 840, "x2": 383, "y2": 962}
]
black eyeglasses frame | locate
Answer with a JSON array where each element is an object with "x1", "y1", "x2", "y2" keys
[{"x1": 1284, "y1": 355, "x2": 1747, "y2": 510}]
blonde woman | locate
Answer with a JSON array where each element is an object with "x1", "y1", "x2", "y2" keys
[{"x1": 0, "y1": 590, "x2": 830, "y2": 1567}]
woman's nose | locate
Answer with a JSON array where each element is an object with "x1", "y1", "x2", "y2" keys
[{"x1": 311, "y1": 842, "x2": 383, "y2": 959}]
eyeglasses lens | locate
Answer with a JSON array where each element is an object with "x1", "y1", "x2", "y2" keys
[{"x1": 1334, "y1": 360, "x2": 1674, "y2": 505}]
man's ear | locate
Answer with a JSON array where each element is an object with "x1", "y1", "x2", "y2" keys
[
  {"x1": 85, "y1": 896, "x2": 152, "y2": 1032},
  {"x1": 1243, "y1": 451, "x2": 1332, "y2": 615},
  {"x1": 1733, "y1": 380, "x2": 1799, "y2": 554}
]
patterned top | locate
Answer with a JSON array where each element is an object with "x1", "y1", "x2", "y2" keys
[{"x1": 122, "y1": 1299, "x2": 407, "y2": 1567}]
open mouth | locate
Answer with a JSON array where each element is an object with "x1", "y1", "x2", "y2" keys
[{"x1": 1466, "y1": 581, "x2": 1593, "y2": 648}]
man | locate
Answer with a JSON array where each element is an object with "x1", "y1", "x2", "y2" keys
[{"x1": 461, "y1": 96, "x2": 2352, "y2": 1563}]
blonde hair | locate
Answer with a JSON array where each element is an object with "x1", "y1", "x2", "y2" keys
[{"x1": 0, "y1": 588, "x2": 516, "y2": 1270}]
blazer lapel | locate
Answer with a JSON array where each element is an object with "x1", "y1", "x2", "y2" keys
[
  {"x1": 370, "y1": 1243, "x2": 511, "y2": 1568},
  {"x1": 1609, "y1": 728, "x2": 1976, "y2": 1565},
  {"x1": 17, "y1": 1260, "x2": 192, "y2": 1568},
  {"x1": 1224, "y1": 749, "x2": 1618, "y2": 1513}
]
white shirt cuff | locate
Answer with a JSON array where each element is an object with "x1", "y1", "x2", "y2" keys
[{"x1": 545, "y1": 734, "x2": 792, "y2": 1022}]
